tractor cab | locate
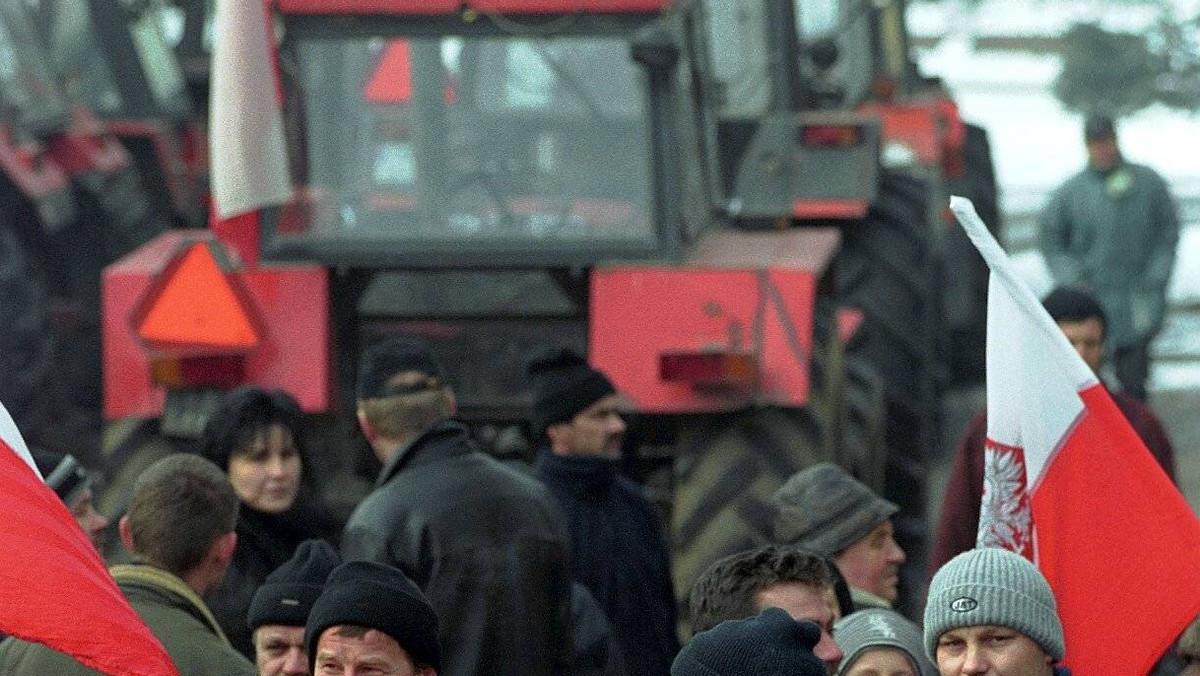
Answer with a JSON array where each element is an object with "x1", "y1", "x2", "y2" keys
[{"x1": 266, "y1": 3, "x2": 712, "y2": 268}]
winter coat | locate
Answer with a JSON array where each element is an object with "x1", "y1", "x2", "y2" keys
[
  {"x1": 535, "y1": 450, "x2": 680, "y2": 676},
  {"x1": 206, "y1": 501, "x2": 336, "y2": 658},
  {"x1": 572, "y1": 583, "x2": 627, "y2": 676},
  {"x1": 342, "y1": 420, "x2": 573, "y2": 676},
  {"x1": 0, "y1": 564, "x2": 255, "y2": 676},
  {"x1": 1039, "y1": 161, "x2": 1180, "y2": 347},
  {"x1": 929, "y1": 390, "x2": 1176, "y2": 576}
]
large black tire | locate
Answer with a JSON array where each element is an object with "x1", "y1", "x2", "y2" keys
[
  {"x1": 944, "y1": 124, "x2": 1001, "y2": 385},
  {"x1": 670, "y1": 406, "x2": 831, "y2": 600},
  {"x1": 836, "y1": 171, "x2": 940, "y2": 472}
]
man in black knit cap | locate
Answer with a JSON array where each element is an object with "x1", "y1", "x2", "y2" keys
[
  {"x1": 671, "y1": 607, "x2": 824, "y2": 676},
  {"x1": 246, "y1": 539, "x2": 340, "y2": 676},
  {"x1": 305, "y1": 560, "x2": 440, "y2": 676},
  {"x1": 527, "y1": 349, "x2": 680, "y2": 676}
]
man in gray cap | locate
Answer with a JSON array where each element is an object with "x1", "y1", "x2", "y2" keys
[
  {"x1": 924, "y1": 548, "x2": 1066, "y2": 676},
  {"x1": 770, "y1": 462, "x2": 906, "y2": 611},
  {"x1": 246, "y1": 539, "x2": 341, "y2": 676}
]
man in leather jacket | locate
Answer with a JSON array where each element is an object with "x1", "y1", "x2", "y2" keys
[{"x1": 342, "y1": 337, "x2": 573, "y2": 676}]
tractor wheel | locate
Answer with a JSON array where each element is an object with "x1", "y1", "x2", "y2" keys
[
  {"x1": 670, "y1": 406, "x2": 831, "y2": 600},
  {"x1": 836, "y1": 170, "x2": 939, "y2": 462},
  {"x1": 944, "y1": 124, "x2": 1001, "y2": 385}
]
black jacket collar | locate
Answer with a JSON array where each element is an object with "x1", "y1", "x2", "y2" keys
[{"x1": 377, "y1": 420, "x2": 473, "y2": 486}]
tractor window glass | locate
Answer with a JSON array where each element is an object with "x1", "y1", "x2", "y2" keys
[
  {"x1": 701, "y1": 0, "x2": 770, "y2": 117},
  {"x1": 0, "y1": 6, "x2": 70, "y2": 131},
  {"x1": 38, "y1": 0, "x2": 124, "y2": 116},
  {"x1": 128, "y1": 9, "x2": 189, "y2": 110},
  {"x1": 288, "y1": 34, "x2": 656, "y2": 250}
]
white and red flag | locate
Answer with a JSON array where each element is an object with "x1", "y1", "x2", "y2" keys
[
  {"x1": 0, "y1": 403, "x2": 178, "y2": 675},
  {"x1": 209, "y1": 0, "x2": 292, "y2": 262},
  {"x1": 953, "y1": 196, "x2": 1200, "y2": 675}
]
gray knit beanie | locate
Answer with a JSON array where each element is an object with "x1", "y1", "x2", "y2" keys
[
  {"x1": 834, "y1": 609, "x2": 936, "y2": 676},
  {"x1": 923, "y1": 548, "x2": 1064, "y2": 662},
  {"x1": 770, "y1": 462, "x2": 898, "y2": 556}
]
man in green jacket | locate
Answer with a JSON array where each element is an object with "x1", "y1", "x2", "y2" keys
[
  {"x1": 0, "y1": 454, "x2": 256, "y2": 676},
  {"x1": 1039, "y1": 114, "x2": 1181, "y2": 401}
]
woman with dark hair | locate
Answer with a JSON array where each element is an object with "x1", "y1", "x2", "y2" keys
[{"x1": 197, "y1": 386, "x2": 336, "y2": 659}]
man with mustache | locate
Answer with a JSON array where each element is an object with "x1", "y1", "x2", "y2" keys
[
  {"x1": 528, "y1": 349, "x2": 679, "y2": 676},
  {"x1": 770, "y1": 463, "x2": 907, "y2": 612}
]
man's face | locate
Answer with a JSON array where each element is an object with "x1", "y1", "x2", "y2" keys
[
  {"x1": 833, "y1": 520, "x2": 906, "y2": 602},
  {"x1": 755, "y1": 581, "x2": 844, "y2": 673},
  {"x1": 1086, "y1": 137, "x2": 1119, "y2": 171},
  {"x1": 314, "y1": 626, "x2": 433, "y2": 676},
  {"x1": 254, "y1": 625, "x2": 307, "y2": 676},
  {"x1": 935, "y1": 625, "x2": 1053, "y2": 676},
  {"x1": 843, "y1": 647, "x2": 919, "y2": 676},
  {"x1": 546, "y1": 394, "x2": 626, "y2": 459},
  {"x1": 69, "y1": 488, "x2": 109, "y2": 547},
  {"x1": 1057, "y1": 318, "x2": 1104, "y2": 374}
]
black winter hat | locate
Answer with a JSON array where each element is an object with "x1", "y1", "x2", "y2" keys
[
  {"x1": 671, "y1": 607, "x2": 825, "y2": 676},
  {"x1": 247, "y1": 539, "x2": 341, "y2": 631},
  {"x1": 526, "y1": 348, "x2": 615, "y2": 438},
  {"x1": 31, "y1": 449, "x2": 91, "y2": 506},
  {"x1": 358, "y1": 337, "x2": 449, "y2": 399},
  {"x1": 305, "y1": 561, "x2": 441, "y2": 671}
]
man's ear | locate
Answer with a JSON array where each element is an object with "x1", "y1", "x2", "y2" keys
[
  {"x1": 544, "y1": 423, "x2": 568, "y2": 454},
  {"x1": 357, "y1": 408, "x2": 375, "y2": 442},
  {"x1": 118, "y1": 515, "x2": 135, "y2": 552},
  {"x1": 211, "y1": 531, "x2": 238, "y2": 568}
]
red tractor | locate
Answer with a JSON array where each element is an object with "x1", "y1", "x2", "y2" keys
[{"x1": 101, "y1": 0, "x2": 998, "y2": 614}]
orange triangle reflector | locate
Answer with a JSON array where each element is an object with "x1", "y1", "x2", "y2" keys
[{"x1": 137, "y1": 243, "x2": 261, "y2": 350}]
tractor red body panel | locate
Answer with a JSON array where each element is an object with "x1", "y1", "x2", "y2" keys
[
  {"x1": 591, "y1": 229, "x2": 838, "y2": 413},
  {"x1": 103, "y1": 230, "x2": 330, "y2": 419}
]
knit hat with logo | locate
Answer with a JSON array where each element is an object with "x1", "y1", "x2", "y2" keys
[
  {"x1": 923, "y1": 548, "x2": 1064, "y2": 662},
  {"x1": 835, "y1": 609, "x2": 936, "y2": 676}
]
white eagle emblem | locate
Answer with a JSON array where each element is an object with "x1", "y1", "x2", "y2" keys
[{"x1": 976, "y1": 441, "x2": 1032, "y2": 557}]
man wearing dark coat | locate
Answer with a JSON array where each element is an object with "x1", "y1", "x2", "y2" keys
[
  {"x1": 527, "y1": 349, "x2": 680, "y2": 676},
  {"x1": 342, "y1": 338, "x2": 573, "y2": 676},
  {"x1": 930, "y1": 287, "x2": 1176, "y2": 575}
]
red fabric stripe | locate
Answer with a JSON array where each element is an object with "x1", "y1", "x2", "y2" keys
[
  {"x1": 1031, "y1": 383, "x2": 1200, "y2": 675},
  {"x1": 0, "y1": 442, "x2": 178, "y2": 675}
]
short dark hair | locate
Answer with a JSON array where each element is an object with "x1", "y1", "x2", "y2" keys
[
  {"x1": 688, "y1": 546, "x2": 832, "y2": 634},
  {"x1": 1042, "y1": 286, "x2": 1107, "y2": 338},
  {"x1": 127, "y1": 454, "x2": 239, "y2": 576},
  {"x1": 1084, "y1": 114, "x2": 1116, "y2": 142},
  {"x1": 198, "y1": 386, "x2": 305, "y2": 471}
]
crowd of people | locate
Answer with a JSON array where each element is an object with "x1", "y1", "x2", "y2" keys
[{"x1": 0, "y1": 114, "x2": 1188, "y2": 675}]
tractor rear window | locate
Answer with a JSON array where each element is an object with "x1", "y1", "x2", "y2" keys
[{"x1": 284, "y1": 34, "x2": 656, "y2": 254}]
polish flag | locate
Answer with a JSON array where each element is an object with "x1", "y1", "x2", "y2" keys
[
  {"x1": 0, "y1": 404, "x2": 178, "y2": 675},
  {"x1": 209, "y1": 0, "x2": 292, "y2": 261},
  {"x1": 954, "y1": 196, "x2": 1200, "y2": 675}
]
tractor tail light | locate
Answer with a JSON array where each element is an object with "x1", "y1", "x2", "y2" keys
[
  {"x1": 151, "y1": 354, "x2": 246, "y2": 389},
  {"x1": 659, "y1": 351, "x2": 757, "y2": 388}
]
